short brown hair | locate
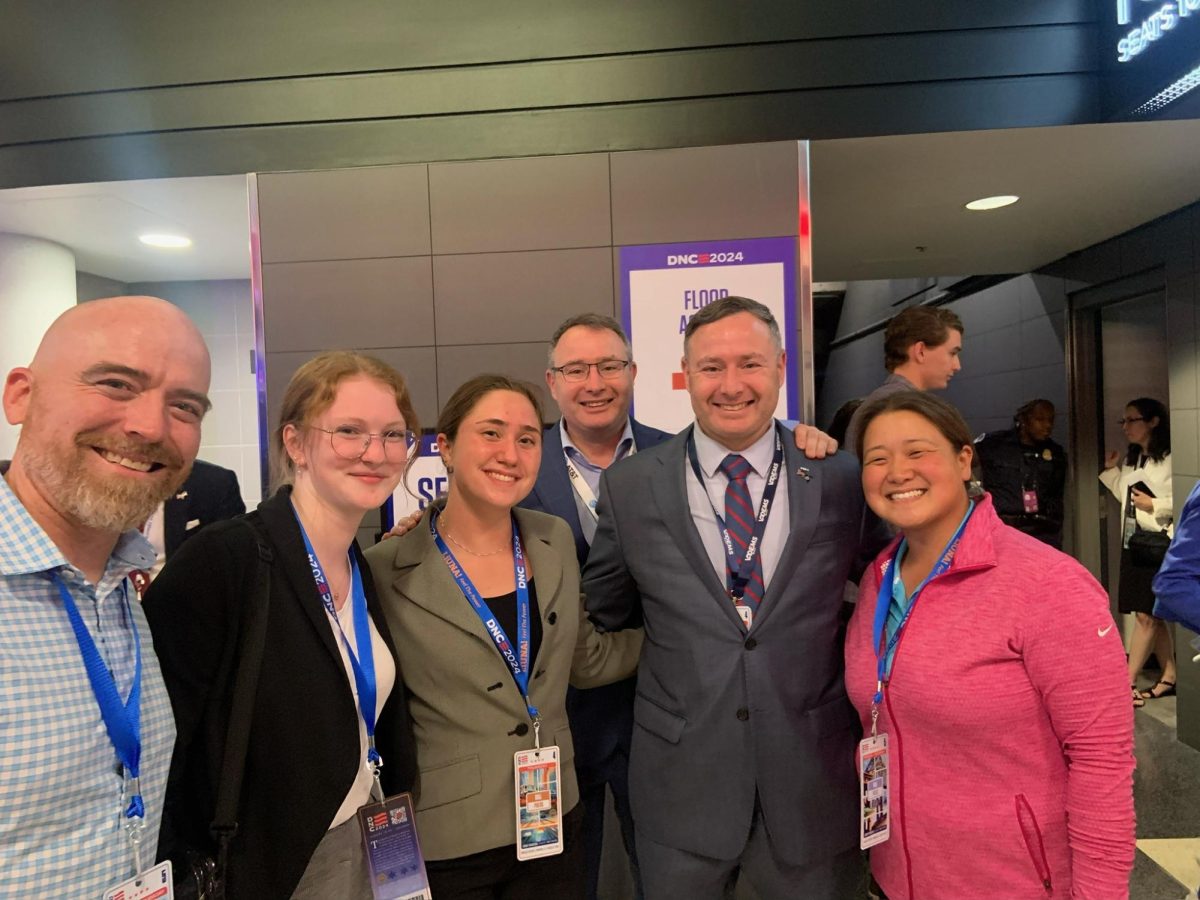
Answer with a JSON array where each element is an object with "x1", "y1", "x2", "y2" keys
[
  {"x1": 683, "y1": 295, "x2": 781, "y2": 356},
  {"x1": 853, "y1": 390, "x2": 974, "y2": 464},
  {"x1": 271, "y1": 351, "x2": 419, "y2": 491},
  {"x1": 883, "y1": 307, "x2": 964, "y2": 372},
  {"x1": 437, "y1": 374, "x2": 545, "y2": 442},
  {"x1": 548, "y1": 314, "x2": 631, "y2": 367}
]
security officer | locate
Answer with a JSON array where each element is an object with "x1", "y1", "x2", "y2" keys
[{"x1": 975, "y1": 398, "x2": 1067, "y2": 548}]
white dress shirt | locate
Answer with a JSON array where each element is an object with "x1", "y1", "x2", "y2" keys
[{"x1": 686, "y1": 421, "x2": 789, "y2": 591}]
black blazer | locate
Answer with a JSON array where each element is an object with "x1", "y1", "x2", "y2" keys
[
  {"x1": 164, "y1": 459, "x2": 246, "y2": 556},
  {"x1": 144, "y1": 487, "x2": 417, "y2": 900}
]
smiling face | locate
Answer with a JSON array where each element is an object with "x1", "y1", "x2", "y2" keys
[
  {"x1": 683, "y1": 311, "x2": 785, "y2": 451},
  {"x1": 284, "y1": 374, "x2": 410, "y2": 517},
  {"x1": 4, "y1": 297, "x2": 211, "y2": 533},
  {"x1": 860, "y1": 409, "x2": 973, "y2": 540},
  {"x1": 440, "y1": 389, "x2": 543, "y2": 514},
  {"x1": 546, "y1": 325, "x2": 636, "y2": 442}
]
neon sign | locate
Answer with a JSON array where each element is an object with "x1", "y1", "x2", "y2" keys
[{"x1": 1118, "y1": 0, "x2": 1200, "y2": 62}]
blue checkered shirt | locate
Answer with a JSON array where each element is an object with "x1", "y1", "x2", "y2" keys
[{"x1": 0, "y1": 475, "x2": 175, "y2": 896}]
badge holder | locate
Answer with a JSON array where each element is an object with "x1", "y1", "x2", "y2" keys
[
  {"x1": 104, "y1": 861, "x2": 174, "y2": 900},
  {"x1": 357, "y1": 746, "x2": 433, "y2": 900},
  {"x1": 858, "y1": 700, "x2": 890, "y2": 850},
  {"x1": 104, "y1": 791, "x2": 175, "y2": 900},
  {"x1": 514, "y1": 718, "x2": 563, "y2": 861},
  {"x1": 105, "y1": 765, "x2": 176, "y2": 900}
]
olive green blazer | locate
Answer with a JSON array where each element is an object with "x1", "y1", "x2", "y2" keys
[{"x1": 363, "y1": 506, "x2": 642, "y2": 861}]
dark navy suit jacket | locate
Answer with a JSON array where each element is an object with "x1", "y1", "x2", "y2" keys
[
  {"x1": 520, "y1": 418, "x2": 670, "y2": 774},
  {"x1": 164, "y1": 459, "x2": 246, "y2": 556}
]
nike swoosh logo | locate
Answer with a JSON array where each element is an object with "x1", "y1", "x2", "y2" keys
[{"x1": 1098, "y1": 624, "x2": 1114, "y2": 637}]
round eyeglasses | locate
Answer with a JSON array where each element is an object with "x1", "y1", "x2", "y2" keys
[
  {"x1": 312, "y1": 425, "x2": 417, "y2": 461},
  {"x1": 550, "y1": 359, "x2": 632, "y2": 382}
]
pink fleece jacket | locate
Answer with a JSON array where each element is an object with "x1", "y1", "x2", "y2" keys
[{"x1": 845, "y1": 496, "x2": 1135, "y2": 899}]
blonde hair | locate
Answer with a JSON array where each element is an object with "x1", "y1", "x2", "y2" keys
[{"x1": 271, "y1": 351, "x2": 419, "y2": 492}]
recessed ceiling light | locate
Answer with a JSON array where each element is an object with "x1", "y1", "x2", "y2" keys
[
  {"x1": 965, "y1": 195, "x2": 1019, "y2": 211},
  {"x1": 139, "y1": 233, "x2": 192, "y2": 248}
]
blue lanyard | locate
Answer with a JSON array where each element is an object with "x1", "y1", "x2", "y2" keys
[
  {"x1": 292, "y1": 507, "x2": 382, "y2": 780},
  {"x1": 871, "y1": 502, "x2": 975, "y2": 710},
  {"x1": 430, "y1": 510, "x2": 540, "y2": 736},
  {"x1": 51, "y1": 572, "x2": 147, "y2": 867},
  {"x1": 686, "y1": 427, "x2": 784, "y2": 601}
]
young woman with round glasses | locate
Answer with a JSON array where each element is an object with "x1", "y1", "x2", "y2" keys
[{"x1": 145, "y1": 351, "x2": 421, "y2": 898}]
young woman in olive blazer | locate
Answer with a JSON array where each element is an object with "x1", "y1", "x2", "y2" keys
[{"x1": 364, "y1": 375, "x2": 642, "y2": 898}]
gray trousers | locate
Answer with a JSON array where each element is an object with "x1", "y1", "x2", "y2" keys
[
  {"x1": 635, "y1": 801, "x2": 864, "y2": 900},
  {"x1": 290, "y1": 815, "x2": 373, "y2": 900}
]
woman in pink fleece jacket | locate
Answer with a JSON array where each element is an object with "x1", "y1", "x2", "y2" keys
[{"x1": 845, "y1": 391, "x2": 1135, "y2": 899}]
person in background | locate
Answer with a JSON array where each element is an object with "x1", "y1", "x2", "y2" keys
[
  {"x1": 145, "y1": 351, "x2": 419, "y2": 898},
  {"x1": 1100, "y1": 396, "x2": 1175, "y2": 706},
  {"x1": 140, "y1": 458, "x2": 245, "y2": 579},
  {"x1": 974, "y1": 399, "x2": 1066, "y2": 548},
  {"x1": 846, "y1": 390, "x2": 1134, "y2": 899},
  {"x1": 826, "y1": 397, "x2": 864, "y2": 448},
  {"x1": 527, "y1": 313, "x2": 669, "y2": 900},
  {"x1": 0, "y1": 296, "x2": 210, "y2": 896},
  {"x1": 1153, "y1": 480, "x2": 1200, "y2": 633},
  {"x1": 365, "y1": 374, "x2": 643, "y2": 900},
  {"x1": 845, "y1": 306, "x2": 964, "y2": 454}
]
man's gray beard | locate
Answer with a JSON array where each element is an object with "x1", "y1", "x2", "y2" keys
[{"x1": 25, "y1": 449, "x2": 183, "y2": 533}]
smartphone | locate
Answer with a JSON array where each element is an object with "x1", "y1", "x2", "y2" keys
[{"x1": 1130, "y1": 480, "x2": 1156, "y2": 498}]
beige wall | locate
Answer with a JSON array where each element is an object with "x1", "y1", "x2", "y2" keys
[{"x1": 254, "y1": 141, "x2": 807, "y2": 542}]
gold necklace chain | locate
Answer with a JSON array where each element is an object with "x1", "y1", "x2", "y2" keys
[{"x1": 440, "y1": 517, "x2": 510, "y2": 557}]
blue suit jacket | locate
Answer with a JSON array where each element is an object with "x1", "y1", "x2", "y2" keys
[{"x1": 520, "y1": 418, "x2": 671, "y2": 774}]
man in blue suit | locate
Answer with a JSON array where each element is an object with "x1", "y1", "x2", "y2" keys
[{"x1": 521, "y1": 313, "x2": 668, "y2": 900}]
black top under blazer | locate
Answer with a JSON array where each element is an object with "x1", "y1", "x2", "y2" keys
[{"x1": 144, "y1": 486, "x2": 417, "y2": 900}]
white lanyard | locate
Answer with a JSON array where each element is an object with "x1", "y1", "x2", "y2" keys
[{"x1": 564, "y1": 440, "x2": 635, "y2": 522}]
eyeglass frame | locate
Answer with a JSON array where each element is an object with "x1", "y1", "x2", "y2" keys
[
  {"x1": 549, "y1": 359, "x2": 633, "y2": 383},
  {"x1": 1117, "y1": 416, "x2": 1146, "y2": 426},
  {"x1": 310, "y1": 425, "x2": 417, "y2": 461}
]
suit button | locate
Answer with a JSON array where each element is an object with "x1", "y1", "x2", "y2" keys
[
  {"x1": 547, "y1": 612, "x2": 557, "y2": 625},
  {"x1": 514, "y1": 722, "x2": 530, "y2": 737},
  {"x1": 736, "y1": 708, "x2": 750, "y2": 721},
  {"x1": 745, "y1": 638, "x2": 757, "y2": 650}
]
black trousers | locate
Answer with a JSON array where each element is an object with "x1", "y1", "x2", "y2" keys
[{"x1": 425, "y1": 805, "x2": 585, "y2": 900}]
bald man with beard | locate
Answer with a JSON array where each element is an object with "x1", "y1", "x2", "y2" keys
[{"x1": 0, "y1": 296, "x2": 211, "y2": 896}]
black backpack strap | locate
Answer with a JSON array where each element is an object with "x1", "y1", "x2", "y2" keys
[{"x1": 209, "y1": 517, "x2": 274, "y2": 872}]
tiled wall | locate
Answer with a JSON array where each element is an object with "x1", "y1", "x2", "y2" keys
[{"x1": 254, "y1": 142, "x2": 806, "y2": 542}]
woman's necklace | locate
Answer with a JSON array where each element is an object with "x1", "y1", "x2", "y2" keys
[{"x1": 440, "y1": 516, "x2": 510, "y2": 557}]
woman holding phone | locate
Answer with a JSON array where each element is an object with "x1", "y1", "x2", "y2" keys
[{"x1": 1100, "y1": 396, "x2": 1174, "y2": 706}]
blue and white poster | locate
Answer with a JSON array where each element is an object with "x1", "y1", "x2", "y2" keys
[
  {"x1": 619, "y1": 237, "x2": 798, "y2": 435},
  {"x1": 384, "y1": 433, "x2": 446, "y2": 531}
]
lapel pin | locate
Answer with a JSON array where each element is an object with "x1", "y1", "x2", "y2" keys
[
  {"x1": 796, "y1": 467, "x2": 811, "y2": 481},
  {"x1": 175, "y1": 490, "x2": 188, "y2": 500}
]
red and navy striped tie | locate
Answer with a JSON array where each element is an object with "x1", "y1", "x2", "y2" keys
[{"x1": 719, "y1": 453, "x2": 765, "y2": 608}]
